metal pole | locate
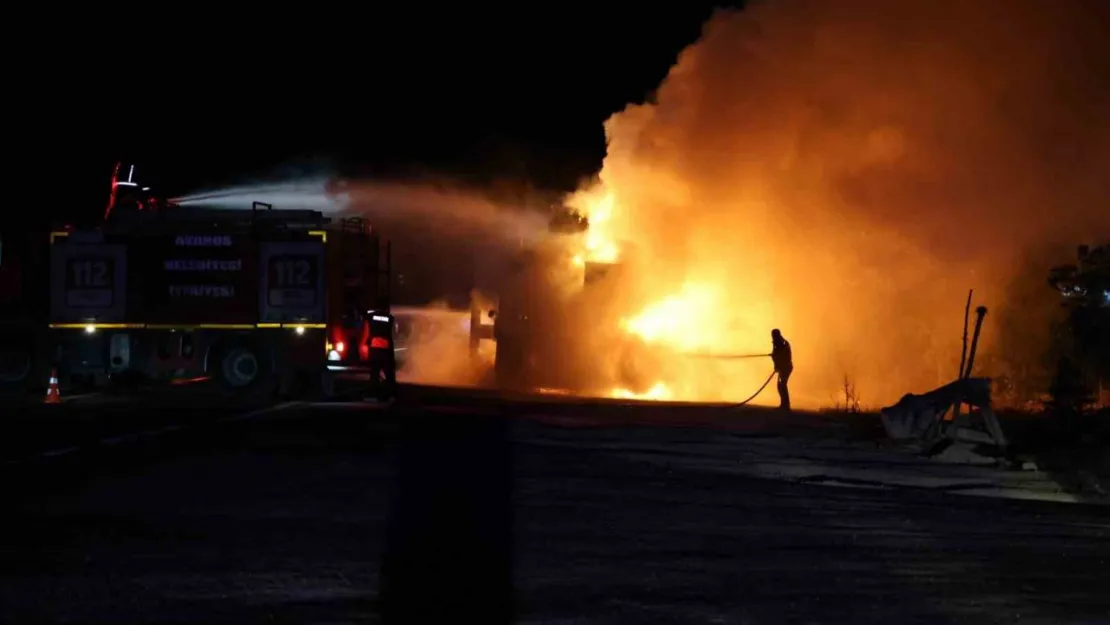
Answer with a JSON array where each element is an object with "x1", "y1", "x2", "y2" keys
[
  {"x1": 964, "y1": 306, "x2": 988, "y2": 379},
  {"x1": 383, "y1": 240, "x2": 392, "y2": 313},
  {"x1": 959, "y1": 289, "x2": 973, "y2": 378}
]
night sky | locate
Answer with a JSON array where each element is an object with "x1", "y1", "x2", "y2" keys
[{"x1": 24, "y1": 6, "x2": 735, "y2": 226}]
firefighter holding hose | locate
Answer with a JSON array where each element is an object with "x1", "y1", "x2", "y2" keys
[{"x1": 771, "y1": 329, "x2": 793, "y2": 411}]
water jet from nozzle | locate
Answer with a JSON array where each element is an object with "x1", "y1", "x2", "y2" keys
[{"x1": 171, "y1": 177, "x2": 350, "y2": 213}]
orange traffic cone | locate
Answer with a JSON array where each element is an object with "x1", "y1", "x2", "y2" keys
[{"x1": 44, "y1": 368, "x2": 62, "y2": 404}]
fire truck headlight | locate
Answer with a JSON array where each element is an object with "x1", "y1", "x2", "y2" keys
[
  {"x1": 294, "y1": 325, "x2": 305, "y2": 336},
  {"x1": 84, "y1": 324, "x2": 96, "y2": 335},
  {"x1": 327, "y1": 349, "x2": 341, "y2": 361}
]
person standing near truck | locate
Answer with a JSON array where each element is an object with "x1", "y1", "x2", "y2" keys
[{"x1": 366, "y1": 310, "x2": 397, "y2": 402}]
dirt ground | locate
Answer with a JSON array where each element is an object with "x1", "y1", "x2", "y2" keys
[{"x1": 999, "y1": 407, "x2": 1110, "y2": 499}]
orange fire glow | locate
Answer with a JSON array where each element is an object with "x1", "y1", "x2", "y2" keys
[
  {"x1": 562, "y1": 191, "x2": 782, "y2": 407},
  {"x1": 610, "y1": 382, "x2": 673, "y2": 401},
  {"x1": 555, "y1": 0, "x2": 1110, "y2": 409}
]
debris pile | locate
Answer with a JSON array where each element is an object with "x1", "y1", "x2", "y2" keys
[
  {"x1": 881, "y1": 376, "x2": 1008, "y2": 455},
  {"x1": 880, "y1": 293, "x2": 1008, "y2": 459}
]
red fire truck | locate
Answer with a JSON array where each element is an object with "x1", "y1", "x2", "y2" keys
[
  {"x1": 0, "y1": 227, "x2": 51, "y2": 391},
  {"x1": 43, "y1": 165, "x2": 392, "y2": 396}
]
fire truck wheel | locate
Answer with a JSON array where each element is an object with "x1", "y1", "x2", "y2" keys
[
  {"x1": 0, "y1": 333, "x2": 36, "y2": 389},
  {"x1": 216, "y1": 343, "x2": 273, "y2": 392},
  {"x1": 0, "y1": 348, "x2": 32, "y2": 387}
]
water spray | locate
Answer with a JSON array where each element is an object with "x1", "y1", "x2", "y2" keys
[
  {"x1": 172, "y1": 175, "x2": 551, "y2": 248},
  {"x1": 677, "y1": 351, "x2": 771, "y2": 360},
  {"x1": 171, "y1": 177, "x2": 350, "y2": 213}
]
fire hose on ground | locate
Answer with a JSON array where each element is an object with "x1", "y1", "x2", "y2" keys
[
  {"x1": 730, "y1": 370, "x2": 778, "y2": 407},
  {"x1": 678, "y1": 351, "x2": 778, "y2": 407}
]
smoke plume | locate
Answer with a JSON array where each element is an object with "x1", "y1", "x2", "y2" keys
[
  {"x1": 394, "y1": 303, "x2": 493, "y2": 387},
  {"x1": 580, "y1": 0, "x2": 1110, "y2": 407},
  {"x1": 341, "y1": 180, "x2": 550, "y2": 249}
]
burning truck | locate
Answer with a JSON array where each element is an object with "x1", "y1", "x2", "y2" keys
[{"x1": 469, "y1": 206, "x2": 666, "y2": 397}]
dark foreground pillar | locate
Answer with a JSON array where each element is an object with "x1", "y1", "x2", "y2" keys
[{"x1": 379, "y1": 408, "x2": 513, "y2": 623}]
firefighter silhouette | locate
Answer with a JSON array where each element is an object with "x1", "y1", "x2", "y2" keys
[
  {"x1": 771, "y1": 329, "x2": 793, "y2": 410},
  {"x1": 366, "y1": 311, "x2": 397, "y2": 401}
]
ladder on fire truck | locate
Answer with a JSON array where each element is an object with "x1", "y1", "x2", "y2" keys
[{"x1": 337, "y1": 216, "x2": 391, "y2": 313}]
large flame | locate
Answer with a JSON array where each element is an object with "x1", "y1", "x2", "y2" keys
[
  {"x1": 611, "y1": 382, "x2": 673, "y2": 401},
  {"x1": 560, "y1": 0, "x2": 1110, "y2": 409}
]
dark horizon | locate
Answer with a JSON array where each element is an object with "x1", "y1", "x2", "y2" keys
[{"x1": 19, "y1": 6, "x2": 737, "y2": 228}]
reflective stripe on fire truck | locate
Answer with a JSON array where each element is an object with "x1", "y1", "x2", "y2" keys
[{"x1": 49, "y1": 322, "x2": 327, "y2": 330}]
